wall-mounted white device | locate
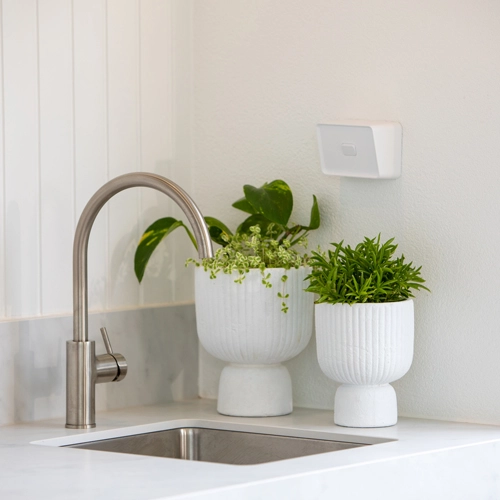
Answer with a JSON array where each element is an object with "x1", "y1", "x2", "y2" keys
[{"x1": 316, "y1": 121, "x2": 402, "y2": 179}]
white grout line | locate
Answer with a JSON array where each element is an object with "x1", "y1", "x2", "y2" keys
[
  {"x1": 104, "y1": 0, "x2": 110, "y2": 310},
  {"x1": 35, "y1": 0, "x2": 42, "y2": 316},
  {"x1": 70, "y1": 0, "x2": 77, "y2": 231},
  {"x1": 137, "y1": 0, "x2": 144, "y2": 307},
  {"x1": 0, "y1": 0, "x2": 6, "y2": 318}
]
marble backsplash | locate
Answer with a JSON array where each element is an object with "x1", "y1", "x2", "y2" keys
[{"x1": 0, "y1": 304, "x2": 198, "y2": 426}]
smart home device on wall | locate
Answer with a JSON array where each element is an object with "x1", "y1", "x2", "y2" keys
[{"x1": 317, "y1": 121, "x2": 402, "y2": 179}]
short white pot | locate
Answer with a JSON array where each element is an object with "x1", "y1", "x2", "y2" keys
[
  {"x1": 315, "y1": 300, "x2": 414, "y2": 427},
  {"x1": 195, "y1": 266, "x2": 313, "y2": 417}
]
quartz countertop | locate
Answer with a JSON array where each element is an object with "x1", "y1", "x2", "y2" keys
[{"x1": 1, "y1": 399, "x2": 500, "y2": 499}]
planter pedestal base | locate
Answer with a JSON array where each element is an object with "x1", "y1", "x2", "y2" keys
[
  {"x1": 334, "y1": 384, "x2": 397, "y2": 428},
  {"x1": 217, "y1": 363, "x2": 293, "y2": 417}
]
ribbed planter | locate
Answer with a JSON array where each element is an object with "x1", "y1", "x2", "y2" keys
[
  {"x1": 195, "y1": 266, "x2": 313, "y2": 417},
  {"x1": 315, "y1": 300, "x2": 414, "y2": 427}
]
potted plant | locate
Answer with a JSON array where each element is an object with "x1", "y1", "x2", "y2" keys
[
  {"x1": 305, "y1": 235, "x2": 429, "y2": 427},
  {"x1": 135, "y1": 180, "x2": 320, "y2": 417}
]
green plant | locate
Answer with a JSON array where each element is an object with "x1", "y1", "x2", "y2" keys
[
  {"x1": 134, "y1": 179, "x2": 320, "y2": 282},
  {"x1": 189, "y1": 225, "x2": 308, "y2": 313},
  {"x1": 305, "y1": 235, "x2": 429, "y2": 305}
]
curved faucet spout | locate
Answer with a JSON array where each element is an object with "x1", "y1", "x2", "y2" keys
[
  {"x1": 66, "y1": 173, "x2": 213, "y2": 429},
  {"x1": 73, "y1": 172, "x2": 213, "y2": 343}
]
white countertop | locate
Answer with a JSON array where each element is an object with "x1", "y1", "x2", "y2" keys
[{"x1": 1, "y1": 399, "x2": 500, "y2": 499}]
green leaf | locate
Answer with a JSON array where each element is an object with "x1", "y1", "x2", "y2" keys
[
  {"x1": 306, "y1": 195, "x2": 320, "y2": 230},
  {"x1": 237, "y1": 214, "x2": 275, "y2": 235},
  {"x1": 232, "y1": 197, "x2": 257, "y2": 215},
  {"x1": 204, "y1": 216, "x2": 233, "y2": 246},
  {"x1": 134, "y1": 217, "x2": 195, "y2": 283},
  {"x1": 243, "y1": 180, "x2": 293, "y2": 226}
]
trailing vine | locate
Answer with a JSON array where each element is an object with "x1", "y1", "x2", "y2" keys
[{"x1": 135, "y1": 179, "x2": 321, "y2": 313}]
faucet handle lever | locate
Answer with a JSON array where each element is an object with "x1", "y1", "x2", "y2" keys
[
  {"x1": 96, "y1": 327, "x2": 127, "y2": 384},
  {"x1": 100, "y1": 327, "x2": 114, "y2": 354}
]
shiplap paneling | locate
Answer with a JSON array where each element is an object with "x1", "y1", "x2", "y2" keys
[
  {"x1": 38, "y1": 0, "x2": 74, "y2": 315},
  {"x1": 0, "y1": 0, "x2": 188, "y2": 320},
  {"x1": 171, "y1": 0, "x2": 196, "y2": 302},
  {"x1": 0, "y1": 1, "x2": 5, "y2": 317},
  {"x1": 2, "y1": 0, "x2": 41, "y2": 318},
  {"x1": 139, "y1": 0, "x2": 175, "y2": 305},
  {"x1": 73, "y1": 0, "x2": 109, "y2": 313},
  {"x1": 106, "y1": 0, "x2": 141, "y2": 309}
]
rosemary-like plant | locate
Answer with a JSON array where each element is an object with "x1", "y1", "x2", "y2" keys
[{"x1": 305, "y1": 235, "x2": 429, "y2": 305}]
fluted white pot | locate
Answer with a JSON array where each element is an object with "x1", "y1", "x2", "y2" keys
[
  {"x1": 195, "y1": 266, "x2": 313, "y2": 417},
  {"x1": 315, "y1": 300, "x2": 414, "y2": 427}
]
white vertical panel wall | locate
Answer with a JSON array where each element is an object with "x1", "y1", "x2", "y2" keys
[
  {"x1": 0, "y1": 2, "x2": 5, "y2": 318},
  {"x1": 170, "y1": 0, "x2": 196, "y2": 303},
  {"x1": 139, "y1": 0, "x2": 175, "y2": 306},
  {"x1": 0, "y1": 0, "x2": 190, "y2": 320},
  {"x1": 38, "y1": 0, "x2": 74, "y2": 315},
  {"x1": 73, "y1": 0, "x2": 109, "y2": 313},
  {"x1": 106, "y1": 0, "x2": 141, "y2": 309},
  {"x1": 2, "y1": 0, "x2": 41, "y2": 318}
]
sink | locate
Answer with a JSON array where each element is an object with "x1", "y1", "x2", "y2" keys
[{"x1": 67, "y1": 426, "x2": 368, "y2": 465}]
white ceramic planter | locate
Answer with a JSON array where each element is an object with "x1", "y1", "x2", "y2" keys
[
  {"x1": 195, "y1": 266, "x2": 313, "y2": 417},
  {"x1": 315, "y1": 300, "x2": 414, "y2": 427}
]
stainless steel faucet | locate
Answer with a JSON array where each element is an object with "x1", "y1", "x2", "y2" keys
[{"x1": 66, "y1": 172, "x2": 213, "y2": 429}]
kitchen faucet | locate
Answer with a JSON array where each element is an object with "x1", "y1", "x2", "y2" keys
[{"x1": 66, "y1": 173, "x2": 213, "y2": 429}]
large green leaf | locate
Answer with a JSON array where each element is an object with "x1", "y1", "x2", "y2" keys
[
  {"x1": 205, "y1": 216, "x2": 233, "y2": 246},
  {"x1": 134, "y1": 217, "x2": 196, "y2": 282},
  {"x1": 306, "y1": 195, "x2": 320, "y2": 230},
  {"x1": 289, "y1": 195, "x2": 320, "y2": 242},
  {"x1": 237, "y1": 214, "x2": 275, "y2": 235},
  {"x1": 243, "y1": 180, "x2": 293, "y2": 226},
  {"x1": 231, "y1": 197, "x2": 257, "y2": 215}
]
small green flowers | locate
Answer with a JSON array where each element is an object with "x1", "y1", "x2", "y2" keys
[{"x1": 187, "y1": 225, "x2": 308, "y2": 313}]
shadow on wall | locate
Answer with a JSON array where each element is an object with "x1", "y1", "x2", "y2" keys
[{"x1": 338, "y1": 177, "x2": 404, "y2": 241}]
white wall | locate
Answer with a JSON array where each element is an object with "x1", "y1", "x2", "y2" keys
[
  {"x1": 0, "y1": 0, "x2": 196, "y2": 320},
  {"x1": 193, "y1": 0, "x2": 500, "y2": 424},
  {"x1": 2, "y1": 0, "x2": 500, "y2": 427}
]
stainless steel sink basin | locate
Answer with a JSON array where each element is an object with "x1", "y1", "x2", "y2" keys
[{"x1": 67, "y1": 427, "x2": 368, "y2": 465}]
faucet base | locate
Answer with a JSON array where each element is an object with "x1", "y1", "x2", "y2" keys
[{"x1": 66, "y1": 340, "x2": 96, "y2": 429}]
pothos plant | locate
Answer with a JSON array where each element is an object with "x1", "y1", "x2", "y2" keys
[
  {"x1": 305, "y1": 235, "x2": 429, "y2": 305},
  {"x1": 134, "y1": 180, "x2": 321, "y2": 312}
]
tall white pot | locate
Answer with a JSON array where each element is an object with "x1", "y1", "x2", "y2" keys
[
  {"x1": 315, "y1": 300, "x2": 414, "y2": 427},
  {"x1": 195, "y1": 266, "x2": 313, "y2": 417}
]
